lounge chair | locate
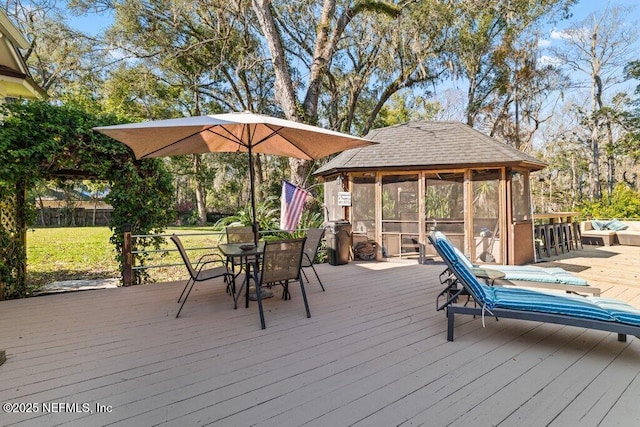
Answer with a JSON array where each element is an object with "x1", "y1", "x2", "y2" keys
[
  {"x1": 428, "y1": 231, "x2": 640, "y2": 342},
  {"x1": 449, "y1": 244, "x2": 600, "y2": 296}
]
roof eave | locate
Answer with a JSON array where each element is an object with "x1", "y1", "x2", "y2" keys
[{"x1": 315, "y1": 160, "x2": 547, "y2": 177}]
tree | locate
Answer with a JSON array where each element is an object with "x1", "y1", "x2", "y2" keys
[
  {"x1": 5, "y1": 0, "x2": 111, "y2": 99},
  {"x1": 548, "y1": 6, "x2": 638, "y2": 200},
  {"x1": 94, "y1": 0, "x2": 282, "y2": 221},
  {"x1": 318, "y1": 0, "x2": 452, "y2": 135},
  {"x1": 448, "y1": 0, "x2": 575, "y2": 137},
  {"x1": 617, "y1": 60, "x2": 640, "y2": 181},
  {"x1": 252, "y1": 0, "x2": 427, "y2": 185}
]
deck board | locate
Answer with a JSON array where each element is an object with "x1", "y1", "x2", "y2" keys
[{"x1": 2, "y1": 245, "x2": 640, "y2": 425}]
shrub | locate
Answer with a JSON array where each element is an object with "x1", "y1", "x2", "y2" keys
[{"x1": 581, "y1": 184, "x2": 640, "y2": 219}]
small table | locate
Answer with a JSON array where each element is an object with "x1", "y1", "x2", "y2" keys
[
  {"x1": 219, "y1": 242, "x2": 270, "y2": 329},
  {"x1": 471, "y1": 267, "x2": 506, "y2": 286}
]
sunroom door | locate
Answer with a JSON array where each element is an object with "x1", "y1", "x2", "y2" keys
[
  {"x1": 471, "y1": 169, "x2": 502, "y2": 263},
  {"x1": 424, "y1": 172, "x2": 466, "y2": 256},
  {"x1": 381, "y1": 174, "x2": 419, "y2": 258}
]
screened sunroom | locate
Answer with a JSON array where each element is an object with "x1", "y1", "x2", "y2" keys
[{"x1": 315, "y1": 121, "x2": 546, "y2": 265}]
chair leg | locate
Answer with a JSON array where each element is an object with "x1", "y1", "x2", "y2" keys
[
  {"x1": 545, "y1": 224, "x2": 559, "y2": 255},
  {"x1": 282, "y1": 281, "x2": 291, "y2": 300},
  {"x1": 176, "y1": 281, "x2": 197, "y2": 318},
  {"x1": 256, "y1": 285, "x2": 266, "y2": 329},
  {"x1": 301, "y1": 268, "x2": 310, "y2": 283},
  {"x1": 225, "y1": 273, "x2": 236, "y2": 296},
  {"x1": 573, "y1": 222, "x2": 583, "y2": 250},
  {"x1": 177, "y1": 278, "x2": 193, "y2": 303},
  {"x1": 298, "y1": 277, "x2": 311, "y2": 318},
  {"x1": 248, "y1": 261, "x2": 266, "y2": 329},
  {"x1": 309, "y1": 265, "x2": 325, "y2": 291},
  {"x1": 233, "y1": 274, "x2": 246, "y2": 310}
]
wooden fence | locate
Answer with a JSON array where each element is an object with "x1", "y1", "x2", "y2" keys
[{"x1": 35, "y1": 207, "x2": 112, "y2": 227}]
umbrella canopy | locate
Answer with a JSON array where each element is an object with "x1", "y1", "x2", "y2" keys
[
  {"x1": 94, "y1": 112, "x2": 373, "y2": 160},
  {"x1": 94, "y1": 111, "x2": 374, "y2": 242}
]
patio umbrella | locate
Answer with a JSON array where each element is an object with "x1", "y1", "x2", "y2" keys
[{"x1": 94, "y1": 111, "x2": 374, "y2": 243}]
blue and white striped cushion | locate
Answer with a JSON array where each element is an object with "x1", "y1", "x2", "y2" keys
[
  {"x1": 484, "y1": 266, "x2": 559, "y2": 284},
  {"x1": 480, "y1": 265, "x2": 588, "y2": 286},
  {"x1": 544, "y1": 268, "x2": 588, "y2": 286},
  {"x1": 452, "y1": 245, "x2": 475, "y2": 269},
  {"x1": 433, "y1": 232, "x2": 494, "y2": 304},
  {"x1": 492, "y1": 287, "x2": 614, "y2": 322},
  {"x1": 588, "y1": 297, "x2": 640, "y2": 325}
]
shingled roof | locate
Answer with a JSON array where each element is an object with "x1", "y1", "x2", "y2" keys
[{"x1": 314, "y1": 121, "x2": 546, "y2": 176}]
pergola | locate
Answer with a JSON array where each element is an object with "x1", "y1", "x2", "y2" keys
[{"x1": 315, "y1": 121, "x2": 546, "y2": 265}]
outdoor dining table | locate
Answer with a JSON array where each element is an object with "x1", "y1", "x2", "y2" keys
[{"x1": 218, "y1": 241, "x2": 270, "y2": 328}]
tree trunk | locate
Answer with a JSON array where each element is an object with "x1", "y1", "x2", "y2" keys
[
  {"x1": 589, "y1": 24, "x2": 603, "y2": 200},
  {"x1": 303, "y1": 0, "x2": 337, "y2": 122},
  {"x1": 253, "y1": 0, "x2": 373, "y2": 187},
  {"x1": 37, "y1": 195, "x2": 47, "y2": 226},
  {"x1": 92, "y1": 197, "x2": 98, "y2": 226},
  {"x1": 192, "y1": 155, "x2": 208, "y2": 225},
  {"x1": 604, "y1": 119, "x2": 615, "y2": 196},
  {"x1": 466, "y1": 74, "x2": 478, "y2": 127},
  {"x1": 589, "y1": 129, "x2": 601, "y2": 200},
  {"x1": 252, "y1": 0, "x2": 301, "y2": 120},
  {"x1": 254, "y1": 153, "x2": 265, "y2": 200},
  {"x1": 252, "y1": 0, "x2": 311, "y2": 185}
]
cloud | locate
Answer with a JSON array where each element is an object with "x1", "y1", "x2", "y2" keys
[
  {"x1": 538, "y1": 55, "x2": 563, "y2": 67},
  {"x1": 550, "y1": 29, "x2": 568, "y2": 40},
  {"x1": 538, "y1": 39, "x2": 551, "y2": 48}
]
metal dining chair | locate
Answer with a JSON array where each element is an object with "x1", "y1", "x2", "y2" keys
[
  {"x1": 301, "y1": 228, "x2": 326, "y2": 291},
  {"x1": 225, "y1": 225, "x2": 257, "y2": 290},
  {"x1": 225, "y1": 225, "x2": 255, "y2": 244},
  {"x1": 251, "y1": 237, "x2": 310, "y2": 329},
  {"x1": 171, "y1": 234, "x2": 233, "y2": 318}
]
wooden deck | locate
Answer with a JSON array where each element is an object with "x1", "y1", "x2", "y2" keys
[{"x1": 2, "y1": 245, "x2": 640, "y2": 426}]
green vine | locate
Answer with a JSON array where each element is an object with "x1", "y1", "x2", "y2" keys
[
  {"x1": 0, "y1": 100, "x2": 174, "y2": 297},
  {"x1": 0, "y1": 227, "x2": 26, "y2": 298}
]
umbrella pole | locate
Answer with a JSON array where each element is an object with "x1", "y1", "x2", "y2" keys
[{"x1": 248, "y1": 145, "x2": 259, "y2": 245}]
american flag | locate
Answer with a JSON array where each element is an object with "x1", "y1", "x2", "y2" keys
[{"x1": 280, "y1": 180, "x2": 311, "y2": 231}]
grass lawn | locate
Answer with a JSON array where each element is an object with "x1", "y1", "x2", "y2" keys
[{"x1": 26, "y1": 226, "x2": 226, "y2": 290}]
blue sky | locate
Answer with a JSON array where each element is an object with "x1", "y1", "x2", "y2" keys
[
  {"x1": 66, "y1": 0, "x2": 640, "y2": 36},
  {"x1": 568, "y1": 0, "x2": 639, "y2": 21}
]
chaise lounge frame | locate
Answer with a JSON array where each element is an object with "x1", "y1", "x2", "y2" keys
[
  {"x1": 444, "y1": 305, "x2": 636, "y2": 343},
  {"x1": 428, "y1": 233, "x2": 640, "y2": 343}
]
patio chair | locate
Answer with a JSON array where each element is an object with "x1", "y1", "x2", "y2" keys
[
  {"x1": 428, "y1": 231, "x2": 640, "y2": 342},
  {"x1": 225, "y1": 225, "x2": 257, "y2": 284},
  {"x1": 301, "y1": 228, "x2": 326, "y2": 291},
  {"x1": 448, "y1": 244, "x2": 600, "y2": 296},
  {"x1": 226, "y1": 225, "x2": 255, "y2": 244},
  {"x1": 171, "y1": 234, "x2": 233, "y2": 318},
  {"x1": 250, "y1": 238, "x2": 310, "y2": 329}
]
